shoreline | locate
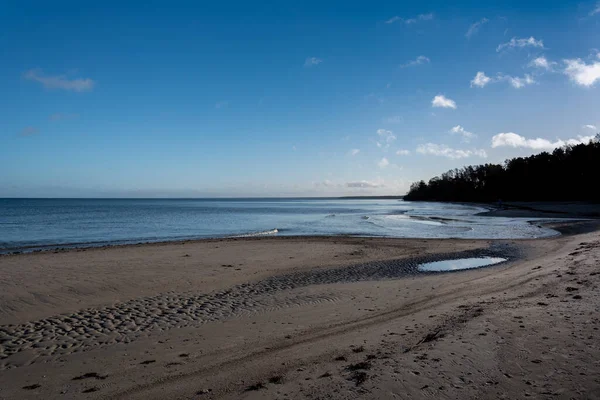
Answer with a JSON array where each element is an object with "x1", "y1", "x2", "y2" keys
[
  {"x1": 5, "y1": 201, "x2": 598, "y2": 256},
  {"x1": 475, "y1": 200, "x2": 600, "y2": 218},
  {"x1": 0, "y1": 229, "x2": 554, "y2": 257}
]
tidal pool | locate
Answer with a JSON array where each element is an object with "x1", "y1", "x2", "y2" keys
[{"x1": 418, "y1": 257, "x2": 507, "y2": 272}]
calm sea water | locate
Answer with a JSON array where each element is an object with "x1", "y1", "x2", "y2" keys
[{"x1": 0, "y1": 198, "x2": 559, "y2": 252}]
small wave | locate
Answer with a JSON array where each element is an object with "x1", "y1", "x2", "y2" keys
[
  {"x1": 234, "y1": 229, "x2": 279, "y2": 238},
  {"x1": 385, "y1": 215, "x2": 444, "y2": 226},
  {"x1": 364, "y1": 220, "x2": 387, "y2": 229},
  {"x1": 387, "y1": 210, "x2": 409, "y2": 215}
]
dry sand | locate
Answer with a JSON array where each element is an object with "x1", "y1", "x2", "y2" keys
[{"x1": 1, "y1": 222, "x2": 599, "y2": 399}]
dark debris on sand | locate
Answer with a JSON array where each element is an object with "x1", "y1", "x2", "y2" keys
[
  {"x1": 346, "y1": 361, "x2": 371, "y2": 371},
  {"x1": 245, "y1": 382, "x2": 266, "y2": 391},
  {"x1": 72, "y1": 372, "x2": 107, "y2": 381},
  {"x1": 348, "y1": 371, "x2": 368, "y2": 386}
]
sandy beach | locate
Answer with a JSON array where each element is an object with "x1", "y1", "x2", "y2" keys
[{"x1": 1, "y1": 220, "x2": 599, "y2": 399}]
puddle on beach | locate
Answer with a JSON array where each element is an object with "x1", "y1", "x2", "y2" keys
[{"x1": 418, "y1": 257, "x2": 507, "y2": 272}]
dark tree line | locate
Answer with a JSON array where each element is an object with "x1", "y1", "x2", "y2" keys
[{"x1": 405, "y1": 135, "x2": 600, "y2": 202}]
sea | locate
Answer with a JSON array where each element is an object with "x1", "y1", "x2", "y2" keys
[{"x1": 0, "y1": 198, "x2": 559, "y2": 253}]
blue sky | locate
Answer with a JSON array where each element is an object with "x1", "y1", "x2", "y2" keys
[{"x1": 2, "y1": 0, "x2": 600, "y2": 197}]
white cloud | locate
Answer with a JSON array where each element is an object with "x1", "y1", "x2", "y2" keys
[
  {"x1": 19, "y1": 127, "x2": 39, "y2": 137},
  {"x1": 496, "y1": 37, "x2": 544, "y2": 52},
  {"x1": 386, "y1": 13, "x2": 433, "y2": 24},
  {"x1": 583, "y1": 124, "x2": 597, "y2": 130},
  {"x1": 563, "y1": 57, "x2": 600, "y2": 87},
  {"x1": 431, "y1": 95, "x2": 457, "y2": 109},
  {"x1": 376, "y1": 128, "x2": 397, "y2": 149},
  {"x1": 450, "y1": 125, "x2": 476, "y2": 142},
  {"x1": 396, "y1": 149, "x2": 410, "y2": 156},
  {"x1": 500, "y1": 74, "x2": 535, "y2": 88},
  {"x1": 416, "y1": 143, "x2": 487, "y2": 159},
  {"x1": 378, "y1": 157, "x2": 390, "y2": 168},
  {"x1": 465, "y1": 18, "x2": 489, "y2": 38},
  {"x1": 304, "y1": 57, "x2": 323, "y2": 67},
  {"x1": 346, "y1": 180, "x2": 385, "y2": 188},
  {"x1": 529, "y1": 56, "x2": 555, "y2": 70},
  {"x1": 400, "y1": 55, "x2": 430, "y2": 68},
  {"x1": 24, "y1": 69, "x2": 95, "y2": 92},
  {"x1": 215, "y1": 100, "x2": 229, "y2": 109},
  {"x1": 472, "y1": 72, "x2": 534, "y2": 89},
  {"x1": 590, "y1": 2, "x2": 600, "y2": 15},
  {"x1": 491, "y1": 132, "x2": 596, "y2": 150},
  {"x1": 349, "y1": 149, "x2": 360, "y2": 156},
  {"x1": 470, "y1": 71, "x2": 492, "y2": 88}
]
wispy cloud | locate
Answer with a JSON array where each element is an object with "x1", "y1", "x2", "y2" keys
[
  {"x1": 563, "y1": 56, "x2": 600, "y2": 87},
  {"x1": 450, "y1": 125, "x2": 476, "y2": 142},
  {"x1": 24, "y1": 69, "x2": 95, "y2": 92},
  {"x1": 386, "y1": 13, "x2": 433, "y2": 25},
  {"x1": 384, "y1": 115, "x2": 403, "y2": 124},
  {"x1": 583, "y1": 124, "x2": 598, "y2": 130},
  {"x1": 431, "y1": 95, "x2": 457, "y2": 109},
  {"x1": 19, "y1": 127, "x2": 39, "y2": 137},
  {"x1": 590, "y1": 1, "x2": 600, "y2": 15},
  {"x1": 400, "y1": 55, "x2": 430, "y2": 68},
  {"x1": 378, "y1": 157, "x2": 390, "y2": 168},
  {"x1": 470, "y1": 71, "x2": 492, "y2": 88},
  {"x1": 304, "y1": 57, "x2": 323, "y2": 67},
  {"x1": 396, "y1": 149, "x2": 410, "y2": 156},
  {"x1": 346, "y1": 180, "x2": 385, "y2": 188},
  {"x1": 314, "y1": 179, "x2": 338, "y2": 188},
  {"x1": 376, "y1": 128, "x2": 397, "y2": 150},
  {"x1": 416, "y1": 143, "x2": 487, "y2": 159},
  {"x1": 349, "y1": 149, "x2": 360, "y2": 156},
  {"x1": 365, "y1": 93, "x2": 385, "y2": 104},
  {"x1": 49, "y1": 112, "x2": 78, "y2": 121},
  {"x1": 215, "y1": 100, "x2": 229, "y2": 109},
  {"x1": 465, "y1": 18, "x2": 489, "y2": 38},
  {"x1": 385, "y1": 16, "x2": 402, "y2": 24},
  {"x1": 491, "y1": 132, "x2": 596, "y2": 150},
  {"x1": 496, "y1": 37, "x2": 544, "y2": 52},
  {"x1": 406, "y1": 13, "x2": 434, "y2": 24}
]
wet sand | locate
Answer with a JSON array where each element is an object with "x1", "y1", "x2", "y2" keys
[
  {"x1": 1, "y1": 224, "x2": 599, "y2": 399},
  {"x1": 478, "y1": 201, "x2": 600, "y2": 218}
]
